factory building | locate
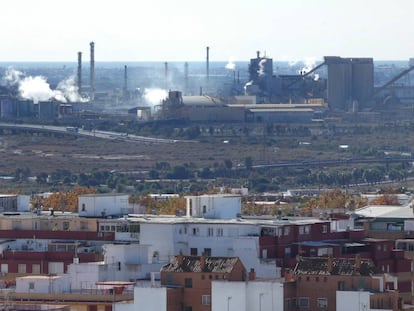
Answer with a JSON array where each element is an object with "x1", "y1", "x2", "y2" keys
[{"x1": 160, "y1": 91, "x2": 326, "y2": 123}]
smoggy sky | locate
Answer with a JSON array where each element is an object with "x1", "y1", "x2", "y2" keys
[{"x1": 2, "y1": 0, "x2": 413, "y2": 62}]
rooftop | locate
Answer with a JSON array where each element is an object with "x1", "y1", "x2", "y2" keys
[
  {"x1": 294, "y1": 257, "x2": 377, "y2": 276},
  {"x1": 161, "y1": 256, "x2": 240, "y2": 273}
]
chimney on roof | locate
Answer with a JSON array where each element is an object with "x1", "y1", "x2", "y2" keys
[
  {"x1": 284, "y1": 268, "x2": 292, "y2": 282},
  {"x1": 200, "y1": 254, "x2": 206, "y2": 270},
  {"x1": 327, "y1": 256, "x2": 333, "y2": 273},
  {"x1": 248, "y1": 268, "x2": 256, "y2": 281},
  {"x1": 355, "y1": 254, "x2": 361, "y2": 269},
  {"x1": 177, "y1": 252, "x2": 184, "y2": 265}
]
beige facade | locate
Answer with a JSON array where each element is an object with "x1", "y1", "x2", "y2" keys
[{"x1": 0, "y1": 212, "x2": 98, "y2": 232}]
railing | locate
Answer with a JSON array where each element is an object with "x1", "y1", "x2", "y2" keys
[{"x1": 0, "y1": 291, "x2": 134, "y2": 303}]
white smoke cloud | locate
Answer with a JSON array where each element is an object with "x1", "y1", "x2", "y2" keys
[
  {"x1": 2, "y1": 67, "x2": 24, "y2": 85},
  {"x1": 258, "y1": 59, "x2": 267, "y2": 76},
  {"x1": 299, "y1": 57, "x2": 317, "y2": 75},
  {"x1": 57, "y1": 76, "x2": 89, "y2": 103},
  {"x1": 19, "y1": 75, "x2": 56, "y2": 103},
  {"x1": 225, "y1": 57, "x2": 236, "y2": 70},
  {"x1": 143, "y1": 88, "x2": 168, "y2": 108},
  {"x1": 1, "y1": 67, "x2": 88, "y2": 104}
]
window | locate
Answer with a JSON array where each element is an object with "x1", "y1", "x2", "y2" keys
[
  {"x1": 284, "y1": 227, "x2": 290, "y2": 236},
  {"x1": 298, "y1": 297, "x2": 309, "y2": 308},
  {"x1": 29, "y1": 282, "x2": 35, "y2": 290},
  {"x1": 203, "y1": 248, "x2": 211, "y2": 256},
  {"x1": 190, "y1": 248, "x2": 197, "y2": 256},
  {"x1": 63, "y1": 222, "x2": 69, "y2": 231},
  {"x1": 338, "y1": 281, "x2": 345, "y2": 290},
  {"x1": 322, "y1": 224, "x2": 328, "y2": 233},
  {"x1": 285, "y1": 247, "x2": 291, "y2": 258},
  {"x1": 317, "y1": 298, "x2": 328, "y2": 309},
  {"x1": 192, "y1": 228, "x2": 199, "y2": 236},
  {"x1": 185, "y1": 278, "x2": 192, "y2": 288},
  {"x1": 18, "y1": 264, "x2": 26, "y2": 273},
  {"x1": 216, "y1": 228, "x2": 223, "y2": 237},
  {"x1": 202, "y1": 295, "x2": 211, "y2": 305},
  {"x1": 81, "y1": 203, "x2": 86, "y2": 211},
  {"x1": 32, "y1": 264, "x2": 40, "y2": 274},
  {"x1": 207, "y1": 228, "x2": 214, "y2": 236},
  {"x1": 315, "y1": 276, "x2": 319, "y2": 282},
  {"x1": 203, "y1": 205, "x2": 207, "y2": 214}
]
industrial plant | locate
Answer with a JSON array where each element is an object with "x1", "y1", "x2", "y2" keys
[{"x1": 0, "y1": 42, "x2": 413, "y2": 124}]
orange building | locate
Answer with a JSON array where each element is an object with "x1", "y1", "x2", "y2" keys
[
  {"x1": 160, "y1": 255, "x2": 249, "y2": 311},
  {"x1": 289, "y1": 256, "x2": 404, "y2": 311}
]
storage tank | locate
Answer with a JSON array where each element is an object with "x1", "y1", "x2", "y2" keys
[
  {"x1": 0, "y1": 98, "x2": 16, "y2": 118},
  {"x1": 324, "y1": 56, "x2": 352, "y2": 110},
  {"x1": 351, "y1": 58, "x2": 374, "y2": 108}
]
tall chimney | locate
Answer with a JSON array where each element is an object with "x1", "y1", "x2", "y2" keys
[
  {"x1": 206, "y1": 46, "x2": 210, "y2": 80},
  {"x1": 184, "y1": 62, "x2": 189, "y2": 91},
  {"x1": 257, "y1": 50, "x2": 260, "y2": 59},
  {"x1": 123, "y1": 65, "x2": 128, "y2": 96},
  {"x1": 90, "y1": 41, "x2": 95, "y2": 97},
  {"x1": 77, "y1": 52, "x2": 82, "y2": 92},
  {"x1": 164, "y1": 62, "x2": 168, "y2": 89}
]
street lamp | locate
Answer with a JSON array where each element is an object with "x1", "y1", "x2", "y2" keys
[{"x1": 227, "y1": 296, "x2": 232, "y2": 311}]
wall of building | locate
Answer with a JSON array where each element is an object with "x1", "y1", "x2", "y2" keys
[
  {"x1": 115, "y1": 286, "x2": 167, "y2": 311},
  {"x1": 78, "y1": 194, "x2": 129, "y2": 217},
  {"x1": 185, "y1": 194, "x2": 241, "y2": 219}
]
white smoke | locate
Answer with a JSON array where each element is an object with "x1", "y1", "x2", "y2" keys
[
  {"x1": 19, "y1": 75, "x2": 56, "y2": 103},
  {"x1": 258, "y1": 59, "x2": 267, "y2": 76},
  {"x1": 56, "y1": 76, "x2": 89, "y2": 103},
  {"x1": 299, "y1": 57, "x2": 317, "y2": 75},
  {"x1": 1, "y1": 68, "x2": 88, "y2": 104},
  {"x1": 225, "y1": 57, "x2": 236, "y2": 70},
  {"x1": 143, "y1": 88, "x2": 168, "y2": 108}
]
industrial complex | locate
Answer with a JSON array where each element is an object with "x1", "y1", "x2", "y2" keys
[{"x1": 0, "y1": 43, "x2": 413, "y2": 125}]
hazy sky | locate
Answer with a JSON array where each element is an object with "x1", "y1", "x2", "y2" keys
[{"x1": 2, "y1": 0, "x2": 413, "y2": 62}]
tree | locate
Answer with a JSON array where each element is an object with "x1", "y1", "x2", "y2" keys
[
  {"x1": 32, "y1": 187, "x2": 97, "y2": 213},
  {"x1": 370, "y1": 194, "x2": 400, "y2": 206}
]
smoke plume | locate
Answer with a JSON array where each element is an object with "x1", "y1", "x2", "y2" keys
[
  {"x1": 1, "y1": 68, "x2": 88, "y2": 103},
  {"x1": 143, "y1": 88, "x2": 168, "y2": 108},
  {"x1": 225, "y1": 57, "x2": 236, "y2": 70}
]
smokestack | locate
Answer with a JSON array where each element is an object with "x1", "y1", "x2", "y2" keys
[
  {"x1": 124, "y1": 65, "x2": 128, "y2": 95},
  {"x1": 90, "y1": 41, "x2": 95, "y2": 97},
  {"x1": 257, "y1": 51, "x2": 260, "y2": 59},
  {"x1": 77, "y1": 52, "x2": 82, "y2": 92},
  {"x1": 164, "y1": 62, "x2": 168, "y2": 89},
  {"x1": 184, "y1": 62, "x2": 188, "y2": 91},
  {"x1": 206, "y1": 46, "x2": 210, "y2": 80}
]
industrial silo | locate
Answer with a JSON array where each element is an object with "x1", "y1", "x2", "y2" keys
[
  {"x1": 0, "y1": 98, "x2": 16, "y2": 118},
  {"x1": 324, "y1": 56, "x2": 352, "y2": 110},
  {"x1": 351, "y1": 58, "x2": 374, "y2": 109}
]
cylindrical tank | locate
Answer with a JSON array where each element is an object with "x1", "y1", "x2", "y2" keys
[{"x1": 0, "y1": 99, "x2": 16, "y2": 118}]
